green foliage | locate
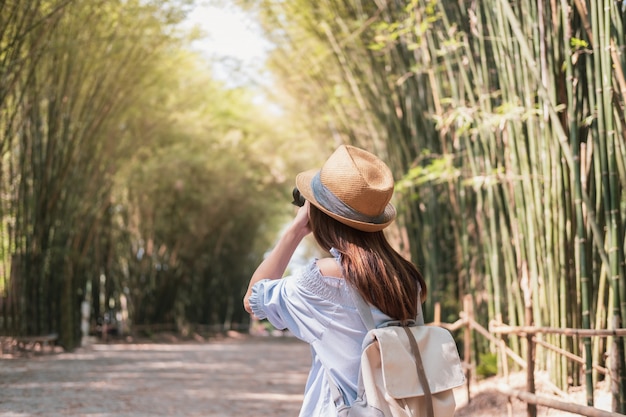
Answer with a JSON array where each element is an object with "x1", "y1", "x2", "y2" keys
[
  {"x1": 396, "y1": 154, "x2": 460, "y2": 190},
  {"x1": 238, "y1": 0, "x2": 626, "y2": 401},
  {"x1": 569, "y1": 37, "x2": 589, "y2": 50},
  {"x1": 476, "y1": 352, "x2": 498, "y2": 379},
  {"x1": 116, "y1": 58, "x2": 296, "y2": 325},
  {"x1": 0, "y1": 0, "x2": 310, "y2": 349}
]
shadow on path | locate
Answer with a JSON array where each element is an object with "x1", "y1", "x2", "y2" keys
[{"x1": 0, "y1": 336, "x2": 310, "y2": 417}]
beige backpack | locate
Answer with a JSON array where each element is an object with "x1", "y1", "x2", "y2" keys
[{"x1": 325, "y1": 289, "x2": 465, "y2": 417}]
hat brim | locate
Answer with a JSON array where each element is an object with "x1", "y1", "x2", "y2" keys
[{"x1": 296, "y1": 169, "x2": 396, "y2": 233}]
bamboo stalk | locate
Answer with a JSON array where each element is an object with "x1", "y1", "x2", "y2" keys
[{"x1": 561, "y1": 0, "x2": 595, "y2": 402}]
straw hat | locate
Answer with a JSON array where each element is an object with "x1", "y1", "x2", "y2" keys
[{"x1": 295, "y1": 145, "x2": 396, "y2": 232}]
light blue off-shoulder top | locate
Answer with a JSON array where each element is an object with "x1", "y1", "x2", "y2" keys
[{"x1": 248, "y1": 249, "x2": 393, "y2": 417}]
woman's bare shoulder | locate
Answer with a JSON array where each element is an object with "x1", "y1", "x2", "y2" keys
[{"x1": 315, "y1": 257, "x2": 343, "y2": 278}]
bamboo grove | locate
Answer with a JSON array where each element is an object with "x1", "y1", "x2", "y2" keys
[
  {"x1": 240, "y1": 0, "x2": 626, "y2": 408},
  {"x1": 0, "y1": 0, "x2": 306, "y2": 351},
  {"x1": 3, "y1": 0, "x2": 626, "y2": 410}
]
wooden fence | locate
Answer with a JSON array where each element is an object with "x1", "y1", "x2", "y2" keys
[{"x1": 432, "y1": 295, "x2": 626, "y2": 417}]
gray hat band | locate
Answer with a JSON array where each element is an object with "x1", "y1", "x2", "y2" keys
[{"x1": 311, "y1": 172, "x2": 387, "y2": 225}]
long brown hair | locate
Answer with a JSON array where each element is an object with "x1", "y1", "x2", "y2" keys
[{"x1": 309, "y1": 205, "x2": 427, "y2": 321}]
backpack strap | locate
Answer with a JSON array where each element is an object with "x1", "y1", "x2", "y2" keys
[
  {"x1": 403, "y1": 326, "x2": 434, "y2": 417},
  {"x1": 415, "y1": 294, "x2": 425, "y2": 325}
]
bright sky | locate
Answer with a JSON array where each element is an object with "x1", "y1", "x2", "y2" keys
[{"x1": 185, "y1": 1, "x2": 273, "y2": 87}]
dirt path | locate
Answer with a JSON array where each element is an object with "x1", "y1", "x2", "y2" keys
[
  {"x1": 0, "y1": 334, "x2": 615, "y2": 417},
  {"x1": 1, "y1": 335, "x2": 310, "y2": 417}
]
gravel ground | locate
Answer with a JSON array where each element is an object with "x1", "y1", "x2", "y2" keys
[
  {"x1": 1, "y1": 334, "x2": 309, "y2": 417},
  {"x1": 0, "y1": 334, "x2": 616, "y2": 417}
]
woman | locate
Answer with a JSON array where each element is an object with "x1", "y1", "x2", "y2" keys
[{"x1": 243, "y1": 145, "x2": 427, "y2": 417}]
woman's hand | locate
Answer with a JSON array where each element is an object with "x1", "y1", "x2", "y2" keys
[{"x1": 291, "y1": 201, "x2": 312, "y2": 237}]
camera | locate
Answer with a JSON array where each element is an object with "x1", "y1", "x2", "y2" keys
[{"x1": 292, "y1": 187, "x2": 305, "y2": 207}]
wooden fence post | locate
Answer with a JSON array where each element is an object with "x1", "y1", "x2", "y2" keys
[
  {"x1": 463, "y1": 294, "x2": 472, "y2": 404},
  {"x1": 526, "y1": 304, "x2": 536, "y2": 417}
]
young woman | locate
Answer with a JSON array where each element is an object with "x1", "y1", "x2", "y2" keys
[{"x1": 243, "y1": 145, "x2": 427, "y2": 417}]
